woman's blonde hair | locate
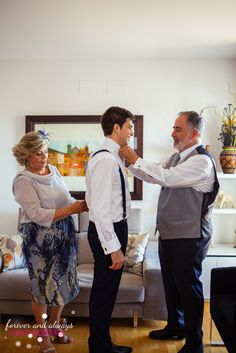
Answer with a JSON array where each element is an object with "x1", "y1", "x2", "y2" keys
[{"x1": 12, "y1": 131, "x2": 49, "y2": 166}]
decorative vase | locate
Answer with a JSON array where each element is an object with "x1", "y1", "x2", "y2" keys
[{"x1": 219, "y1": 146, "x2": 236, "y2": 174}]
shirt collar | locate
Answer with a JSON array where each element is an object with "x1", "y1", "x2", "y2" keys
[
  {"x1": 179, "y1": 142, "x2": 201, "y2": 161},
  {"x1": 103, "y1": 137, "x2": 120, "y2": 156}
]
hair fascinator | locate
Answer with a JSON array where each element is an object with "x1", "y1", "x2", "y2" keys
[{"x1": 37, "y1": 128, "x2": 50, "y2": 142}]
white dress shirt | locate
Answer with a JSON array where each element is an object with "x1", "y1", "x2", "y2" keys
[
  {"x1": 85, "y1": 137, "x2": 131, "y2": 255},
  {"x1": 128, "y1": 143, "x2": 215, "y2": 192}
]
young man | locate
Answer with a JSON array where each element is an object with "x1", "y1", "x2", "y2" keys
[
  {"x1": 120, "y1": 111, "x2": 219, "y2": 353},
  {"x1": 85, "y1": 106, "x2": 134, "y2": 353}
]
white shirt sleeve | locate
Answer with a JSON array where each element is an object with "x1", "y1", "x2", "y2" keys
[
  {"x1": 129, "y1": 154, "x2": 214, "y2": 192},
  {"x1": 13, "y1": 177, "x2": 55, "y2": 227},
  {"x1": 89, "y1": 157, "x2": 121, "y2": 255}
]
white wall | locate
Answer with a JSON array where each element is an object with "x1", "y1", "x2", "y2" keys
[{"x1": 0, "y1": 59, "x2": 235, "y2": 234}]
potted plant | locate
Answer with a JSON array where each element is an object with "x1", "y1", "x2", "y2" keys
[{"x1": 218, "y1": 103, "x2": 236, "y2": 174}]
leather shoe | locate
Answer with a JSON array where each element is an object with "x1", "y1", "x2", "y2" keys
[
  {"x1": 149, "y1": 326, "x2": 186, "y2": 340},
  {"x1": 112, "y1": 343, "x2": 132, "y2": 353}
]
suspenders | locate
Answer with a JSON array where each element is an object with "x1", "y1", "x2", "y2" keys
[{"x1": 91, "y1": 149, "x2": 127, "y2": 220}]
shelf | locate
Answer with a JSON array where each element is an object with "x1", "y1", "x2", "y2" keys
[
  {"x1": 207, "y1": 243, "x2": 236, "y2": 257},
  {"x1": 212, "y1": 208, "x2": 236, "y2": 214},
  {"x1": 217, "y1": 172, "x2": 236, "y2": 179}
]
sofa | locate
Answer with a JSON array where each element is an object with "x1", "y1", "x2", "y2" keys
[{"x1": 0, "y1": 208, "x2": 167, "y2": 327}]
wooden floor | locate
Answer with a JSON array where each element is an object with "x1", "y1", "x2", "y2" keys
[{"x1": 0, "y1": 302, "x2": 227, "y2": 353}]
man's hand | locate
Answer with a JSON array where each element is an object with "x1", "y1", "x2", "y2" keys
[
  {"x1": 119, "y1": 146, "x2": 139, "y2": 166},
  {"x1": 109, "y1": 249, "x2": 125, "y2": 270}
]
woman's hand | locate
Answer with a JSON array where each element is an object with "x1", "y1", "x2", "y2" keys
[
  {"x1": 54, "y1": 200, "x2": 88, "y2": 221},
  {"x1": 71, "y1": 200, "x2": 88, "y2": 213}
]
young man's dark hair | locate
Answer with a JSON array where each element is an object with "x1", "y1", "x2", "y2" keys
[{"x1": 101, "y1": 106, "x2": 135, "y2": 136}]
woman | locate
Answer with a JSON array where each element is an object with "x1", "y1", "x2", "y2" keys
[{"x1": 12, "y1": 130, "x2": 87, "y2": 353}]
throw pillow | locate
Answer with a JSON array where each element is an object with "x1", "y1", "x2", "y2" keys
[
  {"x1": 0, "y1": 233, "x2": 24, "y2": 271},
  {"x1": 124, "y1": 232, "x2": 149, "y2": 276}
]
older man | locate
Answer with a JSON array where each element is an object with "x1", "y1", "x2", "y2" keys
[{"x1": 120, "y1": 111, "x2": 219, "y2": 353}]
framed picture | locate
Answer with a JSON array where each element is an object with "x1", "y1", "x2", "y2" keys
[{"x1": 26, "y1": 115, "x2": 143, "y2": 200}]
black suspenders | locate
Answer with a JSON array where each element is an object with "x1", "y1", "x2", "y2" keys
[{"x1": 92, "y1": 149, "x2": 126, "y2": 220}]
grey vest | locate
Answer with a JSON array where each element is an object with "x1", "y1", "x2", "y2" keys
[{"x1": 156, "y1": 146, "x2": 219, "y2": 240}]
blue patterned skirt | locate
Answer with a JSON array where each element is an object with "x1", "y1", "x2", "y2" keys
[{"x1": 22, "y1": 217, "x2": 79, "y2": 306}]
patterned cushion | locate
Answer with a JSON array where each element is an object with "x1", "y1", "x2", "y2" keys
[
  {"x1": 124, "y1": 232, "x2": 149, "y2": 276},
  {"x1": 0, "y1": 234, "x2": 24, "y2": 271}
]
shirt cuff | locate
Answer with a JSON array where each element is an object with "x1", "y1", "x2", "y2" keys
[
  {"x1": 101, "y1": 237, "x2": 121, "y2": 255},
  {"x1": 133, "y1": 157, "x2": 146, "y2": 169}
]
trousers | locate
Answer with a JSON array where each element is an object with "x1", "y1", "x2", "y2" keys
[
  {"x1": 159, "y1": 236, "x2": 211, "y2": 352},
  {"x1": 88, "y1": 220, "x2": 128, "y2": 353}
]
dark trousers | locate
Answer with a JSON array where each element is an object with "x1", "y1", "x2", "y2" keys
[
  {"x1": 88, "y1": 220, "x2": 128, "y2": 353},
  {"x1": 158, "y1": 236, "x2": 211, "y2": 352}
]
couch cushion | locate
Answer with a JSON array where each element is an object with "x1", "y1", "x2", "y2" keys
[
  {"x1": 0, "y1": 268, "x2": 31, "y2": 300},
  {"x1": 0, "y1": 264, "x2": 144, "y2": 305},
  {"x1": 76, "y1": 264, "x2": 144, "y2": 304},
  {"x1": 78, "y1": 232, "x2": 94, "y2": 264}
]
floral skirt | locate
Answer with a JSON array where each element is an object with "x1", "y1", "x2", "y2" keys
[{"x1": 22, "y1": 217, "x2": 79, "y2": 306}]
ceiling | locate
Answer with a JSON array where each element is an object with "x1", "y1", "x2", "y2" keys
[{"x1": 1, "y1": 0, "x2": 236, "y2": 61}]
